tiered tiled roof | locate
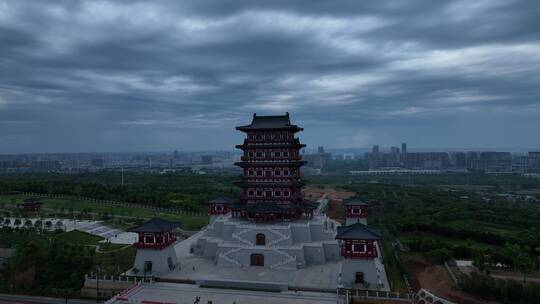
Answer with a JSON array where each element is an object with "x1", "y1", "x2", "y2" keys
[
  {"x1": 336, "y1": 222, "x2": 381, "y2": 240},
  {"x1": 343, "y1": 196, "x2": 369, "y2": 206},
  {"x1": 128, "y1": 218, "x2": 181, "y2": 233},
  {"x1": 236, "y1": 113, "x2": 302, "y2": 131}
]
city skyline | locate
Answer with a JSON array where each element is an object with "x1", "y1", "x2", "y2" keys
[{"x1": 1, "y1": 1, "x2": 540, "y2": 153}]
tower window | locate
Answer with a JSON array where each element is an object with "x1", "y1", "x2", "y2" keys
[
  {"x1": 256, "y1": 233, "x2": 266, "y2": 246},
  {"x1": 250, "y1": 253, "x2": 264, "y2": 266},
  {"x1": 256, "y1": 191, "x2": 263, "y2": 196},
  {"x1": 275, "y1": 170, "x2": 281, "y2": 176},
  {"x1": 352, "y1": 244, "x2": 367, "y2": 252},
  {"x1": 144, "y1": 261, "x2": 153, "y2": 273},
  {"x1": 355, "y1": 272, "x2": 364, "y2": 284}
]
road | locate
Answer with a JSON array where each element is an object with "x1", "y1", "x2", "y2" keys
[{"x1": 0, "y1": 293, "x2": 95, "y2": 304}]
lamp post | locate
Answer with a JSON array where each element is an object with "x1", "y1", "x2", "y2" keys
[{"x1": 96, "y1": 266, "x2": 100, "y2": 304}]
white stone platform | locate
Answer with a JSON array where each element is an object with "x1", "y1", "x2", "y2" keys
[
  {"x1": 106, "y1": 282, "x2": 343, "y2": 304},
  {"x1": 151, "y1": 222, "x2": 343, "y2": 291},
  {"x1": 191, "y1": 214, "x2": 341, "y2": 270},
  {"x1": 125, "y1": 199, "x2": 389, "y2": 292}
]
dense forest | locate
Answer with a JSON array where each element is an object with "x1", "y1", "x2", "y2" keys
[{"x1": 0, "y1": 234, "x2": 94, "y2": 297}]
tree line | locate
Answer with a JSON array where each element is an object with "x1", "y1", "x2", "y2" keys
[{"x1": 0, "y1": 172, "x2": 239, "y2": 211}]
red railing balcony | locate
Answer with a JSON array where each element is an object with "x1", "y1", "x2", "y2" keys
[
  {"x1": 240, "y1": 156, "x2": 302, "y2": 161},
  {"x1": 340, "y1": 246, "x2": 378, "y2": 259},
  {"x1": 240, "y1": 138, "x2": 302, "y2": 146},
  {"x1": 133, "y1": 237, "x2": 177, "y2": 250}
]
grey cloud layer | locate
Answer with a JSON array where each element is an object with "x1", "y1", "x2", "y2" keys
[{"x1": 1, "y1": 0, "x2": 539, "y2": 152}]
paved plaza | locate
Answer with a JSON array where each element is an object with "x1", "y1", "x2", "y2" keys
[
  {"x1": 2, "y1": 218, "x2": 137, "y2": 244},
  {"x1": 107, "y1": 282, "x2": 342, "y2": 304}
]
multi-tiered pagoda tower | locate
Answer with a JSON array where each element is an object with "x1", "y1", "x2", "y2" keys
[
  {"x1": 187, "y1": 113, "x2": 389, "y2": 290},
  {"x1": 220, "y1": 113, "x2": 316, "y2": 222}
]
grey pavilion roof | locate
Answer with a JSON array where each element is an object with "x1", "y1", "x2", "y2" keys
[
  {"x1": 23, "y1": 196, "x2": 42, "y2": 203},
  {"x1": 207, "y1": 197, "x2": 237, "y2": 205},
  {"x1": 236, "y1": 113, "x2": 303, "y2": 131},
  {"x1": 335, "y1": 222, "x2": 381, "y2": 240},
  {"x1": 128, "y1": 218, "x2": 181, "y2": 233},
  {"x1": 343, "y1": 196, "x2": 369, "y2": 206}
]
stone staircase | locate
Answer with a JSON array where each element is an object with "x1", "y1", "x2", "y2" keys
[
  {"x1": 218, "y1": 245, "x2": 297, "y2": 269},
  {"x1": 231, "y1": 227, "x2": 291, "y2": 247},
  {"x1": 218, "y1": 247, "x2": 243, "y2": 267},
  {"x1": 269, "y1": 248, "x2": 296, "y2": 269},
  {"x1": 231, "y1": 231, "x2": 252, "y2": 246},
  {"x1": 266, "y1": 228, "x2": 289, "y2": 246}
]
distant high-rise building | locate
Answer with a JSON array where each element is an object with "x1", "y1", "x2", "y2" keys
[
  {"x1": 453, "y1": 152, "x2": 467, "y2": 169},
  {"x1": 29, "y1": 160, "x2": 61, "y2": 172},
  {"x1": 343, "y1": 153, "x2": 355, "y2": 160},
  {"x1": 201, "y1": 155, "x2": 213, "y2": 165},
  {"x1": 467, "y1": 151, "x2": 480, "y2": 171},
  {"x1": 303, "y1": 146, "x2": 332, "y2": 169},
  {"x1": 91, "y1": 158, "x2": 104, "y2": 167},
  {"x1": 403, "y1": 152, "x2": 450, "y2": 169},
  {"x1": 528, "y1": 152, "x2": 540, "y2": 170},
  {"x1": 390, "y1": 147, "x2": 400, "y2": 154},
  {"x1": 372, "y1": 145, "x2": 379, "y2": 153},
  {"x1": 478, "y1": 152, "x2": 512, "y2": 172},
  {"x1": 401, "y1": 143, "x2": 407, "y2": 154}
]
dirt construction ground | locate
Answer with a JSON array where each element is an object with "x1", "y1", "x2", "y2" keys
[{"x1": 403, "y1": 256, "x2": 496, "y2": 304}]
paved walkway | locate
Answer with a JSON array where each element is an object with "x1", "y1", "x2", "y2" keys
[
  {"x1": 2, "y1": 217, "x2": 137, "y2": 244},
  {"x1": 108, "y1": 282, "x2": 341, "y2": 304}
]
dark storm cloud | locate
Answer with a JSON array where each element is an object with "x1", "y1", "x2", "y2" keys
[{"x1": 0, "y1": 0, "x2": 539, "y2": 153}]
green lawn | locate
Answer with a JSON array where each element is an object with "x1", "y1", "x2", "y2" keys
[
  {"x1": 0, "y1": 194, "x2": 209, "y2": 230},
  {"x1": 53, "y1": 230, "x2": 103, "y2": 246}
]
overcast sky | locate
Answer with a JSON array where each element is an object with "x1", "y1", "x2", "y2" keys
[{"x1": 1, "y1": 0, "x2": 539, "y2": 153}]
